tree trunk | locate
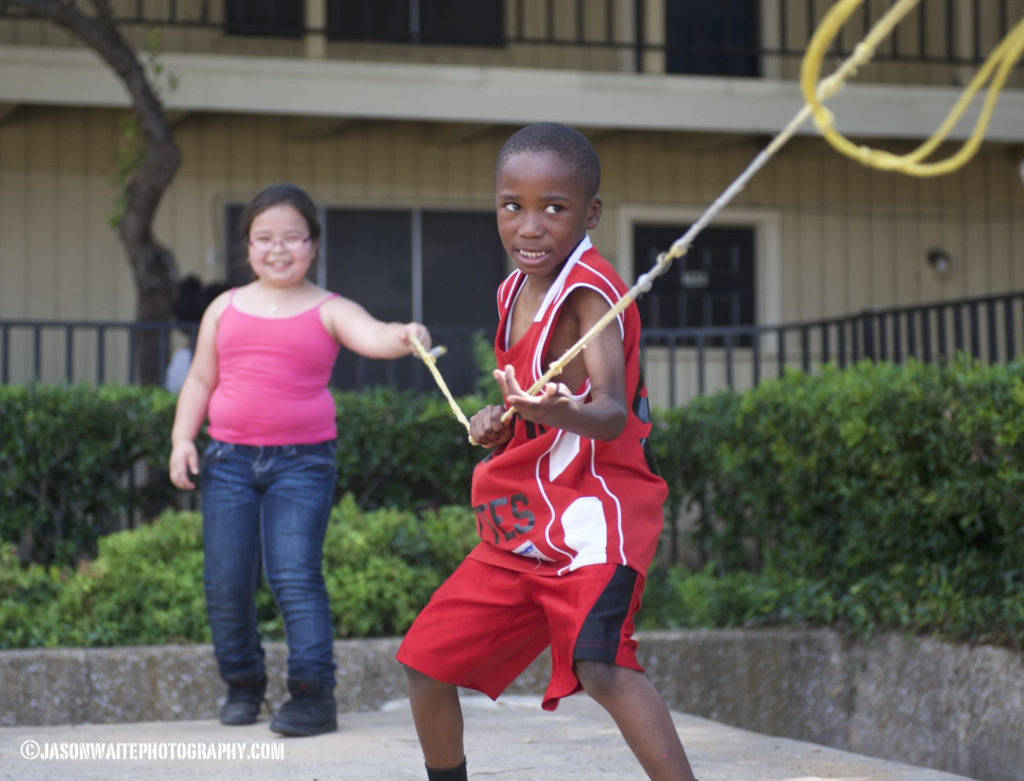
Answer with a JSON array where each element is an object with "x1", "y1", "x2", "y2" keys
[{"x1": 9, "y1": 0, "x2": 182, "y2": 384}]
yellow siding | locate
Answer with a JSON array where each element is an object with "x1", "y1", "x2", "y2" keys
[{"x1": 1, "y1": 108, "x2": 1022, "y2": 388}]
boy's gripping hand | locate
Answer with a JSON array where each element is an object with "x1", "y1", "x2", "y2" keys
[
  {"x1": 469, "y1": 404, "x2": 513, "y2": 448},
  {"x1": 495, "y1": 365, "x2": 573, "y2": 428}
]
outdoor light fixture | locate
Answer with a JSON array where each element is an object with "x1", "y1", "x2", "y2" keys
[{"x1": 927, "y1": 248, "x2": 951, "y2": 274}]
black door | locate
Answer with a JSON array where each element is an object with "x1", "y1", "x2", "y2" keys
[{"x1": 633, "y1": 224, "x2": 756, "y2": 345}]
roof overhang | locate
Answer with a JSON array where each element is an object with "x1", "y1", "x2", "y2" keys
[{"x1": 1, "y1": 45, "x2": 1022, "y2": 143}]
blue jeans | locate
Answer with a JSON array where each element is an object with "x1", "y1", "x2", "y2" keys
[{"x1": 200, "y1": 439, "x2": 337, "y2": 689}]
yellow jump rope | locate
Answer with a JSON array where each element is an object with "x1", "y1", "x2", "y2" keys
[{"x1": 411, "y1": 0, "x2": 1024, "y2": 444}]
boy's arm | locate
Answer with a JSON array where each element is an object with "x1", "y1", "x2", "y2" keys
[{"x1": 497, "y1": 288, "x2": 627, "y2": 442}]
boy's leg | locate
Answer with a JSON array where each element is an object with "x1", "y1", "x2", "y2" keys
[
  {"x1": 403, "y1": 665, "x2": 466, "y2": 775},
  {"x1": 537, "y1": 564, "x2": 696, "y2": 779},
  {"x1": 397, "y1": 559, "x2": 550, "y2": 778},
  {"x1": 576, "y1": 660, "x2": 695, "y2": 781}
]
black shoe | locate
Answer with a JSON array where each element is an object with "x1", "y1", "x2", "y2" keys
[
  {"x1": 219, "y1": 674, "x2": 267, "y2": 726},
  {"x1": 269, "y1": 677, "x2": 337, "y2": 737}
]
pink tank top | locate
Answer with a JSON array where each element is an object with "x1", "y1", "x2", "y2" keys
[{"x1": 208, "y1": 291, "x2": 341, "y2": 446}]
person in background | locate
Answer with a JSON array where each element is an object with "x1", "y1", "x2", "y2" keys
[{"x1": 164, "y1": 275, "x2": 205, "y2": 393}]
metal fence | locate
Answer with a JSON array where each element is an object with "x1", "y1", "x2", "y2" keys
[
  {"x1": 642, "y1": 290, "x2": 1024, "y2": 407},
  {"x1": 4, "y1": 291, "x2": 1024, "y2": 404}
]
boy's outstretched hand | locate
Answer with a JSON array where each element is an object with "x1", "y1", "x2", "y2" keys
[{"x1": 494, "y1": 365, "x2": 574, "y2": 428}]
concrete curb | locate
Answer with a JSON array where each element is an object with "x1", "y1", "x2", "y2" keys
[{"x1": 1, "y1": 629, "x2": 1020, "y2": 781}]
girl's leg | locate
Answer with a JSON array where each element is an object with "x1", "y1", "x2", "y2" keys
[
  {"x1": 200, "y1": 441, "x2": 265, "y2": 682},
  {"x1": 576, "y1": 661, "x2": 695, "y2": 781},
  {"x1": 260, "y1": 442, "x2": 338, "y2": 688},
  {"x1": 403, "y1": 665, "x2": 466, "y2": 773}
]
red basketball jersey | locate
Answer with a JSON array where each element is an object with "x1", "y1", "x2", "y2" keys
[{"x1": 469, "y1": 237, "x2": 667, "y2": 577}]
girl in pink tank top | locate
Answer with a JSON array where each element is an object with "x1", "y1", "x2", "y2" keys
[{"x1": 168, "y1": 183, "x2": 431, "y2": 737}]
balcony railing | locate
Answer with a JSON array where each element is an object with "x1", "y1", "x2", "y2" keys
[{"x1": 1, "y1": 1, "x2": 1020, "y2": 86}]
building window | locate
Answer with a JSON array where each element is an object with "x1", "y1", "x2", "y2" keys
[
  {"x1": 327, "y1": 0, "x2": 505, "y2": 46},
  {"x1": 226, "y1": 205, "x2": 506, "y2": 392},
  {"x1": 224, "y1": 0, "x2": 305, "y2": 37},
  {"x1": 633, "y1": 224, "x2": 755, "y2": 345},
  {"x1": 664, "y1": 0, "x2": 760, "y2": 77}
]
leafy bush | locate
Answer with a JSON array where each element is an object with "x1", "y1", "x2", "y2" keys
[
  {"x1": 0, "y1": 384, "x2": 177, "y2": 565},
  {"x1": 0, "y1": 384, "x2": 485, "y2": 566},
  {"x1": 50, "y1": 510, "x2": 209, "y2": 647},
  {"x1": 649, "y1": 357, "x2": 1024, "y2": 647},
  {"x1": 3, "y1": 357, "x2": 1023, "y2": 649},
  {"x1": 0, "y1": 543, "x2": 64, "y2": 648},
  {"x1": 639, "y1": 561, "x2": 1024, "y2": 649},
  {"x1": 0, "y1": 498, "x2": 477, "y2": 649}
]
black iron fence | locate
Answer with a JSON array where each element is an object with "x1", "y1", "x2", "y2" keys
[
  {"x1": 4, "y1": 292, "x2": 1024, "y2": 405},
  {"x1": 642, "y1": 290, "x2": 1024, "y2": 407},
  {"x1": 0, "y1": 320, "x2": 482, "y2": 394}
]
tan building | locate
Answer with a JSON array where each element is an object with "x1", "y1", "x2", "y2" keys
[{"x1": 1, "y1": 1, "x2": 1022, "y2": 404}]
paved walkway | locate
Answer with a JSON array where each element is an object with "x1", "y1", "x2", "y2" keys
[{"x1": 0, "y1": 694, "x2": 973, "y2": 780}]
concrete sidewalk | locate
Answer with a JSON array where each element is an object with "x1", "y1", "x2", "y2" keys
[{"x1": 0, "y1": 694, "x2": 973, "y2": 781}]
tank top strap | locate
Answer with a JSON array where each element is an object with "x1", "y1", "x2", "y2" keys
[{"x1": 316, "y1": 291, "x2": 339, "y2": 308}]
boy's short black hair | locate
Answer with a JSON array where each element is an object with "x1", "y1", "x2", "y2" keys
[{"x1": 495, "y1": 122, "x2": 601, "y2": 199}]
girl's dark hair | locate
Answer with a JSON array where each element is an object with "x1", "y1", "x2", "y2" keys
[{"x1": 239, "y1": 182, "x2": 322, "y2": 241}]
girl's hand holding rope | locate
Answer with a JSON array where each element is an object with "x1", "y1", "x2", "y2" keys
[{"x1": 408, "y1": 333, "x2": 479, "y2": 444}]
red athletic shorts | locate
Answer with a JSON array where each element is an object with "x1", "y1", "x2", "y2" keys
[{"x1": 396, "y1": 558, "x2": 646, "y2": 711}]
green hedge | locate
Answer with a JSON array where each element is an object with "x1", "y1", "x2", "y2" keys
[
  {"x1": 2, "y1": 358, "x2": 1022, "y2": 648},
  {"x1": 0, "y1": 384, "x2": 482, "y2": 566},
  {"x1": 0, "y1": 496, "x2": 478, "y2": 649},
  {"x1": 332, "y1": 388, "x2": 477, "y2": 510},
  {"x1": 649, "y1": 357, "x2": 1024, "y2": 647},
  {"x1": 0, "y1": 384, "x2": 177, "y2": 566}
]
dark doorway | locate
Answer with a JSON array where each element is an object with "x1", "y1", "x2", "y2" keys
[{"x1": 633, "y1": 223, "x2": 756, "y2": 345}]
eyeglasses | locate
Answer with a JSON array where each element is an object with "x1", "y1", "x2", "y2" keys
[{"x1": 249, "y1": 234, "x2": 310, "y2": 253}]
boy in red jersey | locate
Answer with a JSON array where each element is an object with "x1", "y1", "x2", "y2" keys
[{"x1": 397, "y1": 123, "x2": 697, "y2": 781}]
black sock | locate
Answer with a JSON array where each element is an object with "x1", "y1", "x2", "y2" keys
[{"x1": 425, "y1": 758, "x2": 467, "y2": 781}]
